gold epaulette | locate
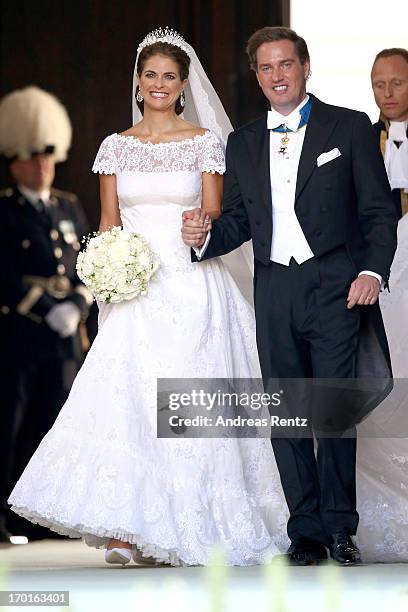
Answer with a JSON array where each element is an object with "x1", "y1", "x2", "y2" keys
[
  {"x1": 51, "y1": 188, "x2": 79, "y2": 203},
  {"x1": 380, "y1": 129, "x2": 387, "y2": 158},
  {"x1": 401, "y1": 192, "x2": 408, "y2": 217}
]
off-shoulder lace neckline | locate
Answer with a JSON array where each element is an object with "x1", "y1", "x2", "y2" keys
[
  {"x1": 92, "y1": 129, "x2": 225, "y2": 175},
  {"x1": 114, "y1": 131, "x2": 211, "y2": 147}
]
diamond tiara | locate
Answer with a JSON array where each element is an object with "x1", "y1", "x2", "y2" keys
[{"x1": 137, "y1": 27, "x2": 191, "y2": 57}]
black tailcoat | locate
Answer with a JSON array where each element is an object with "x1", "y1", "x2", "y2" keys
[{"x1": 198, "y1": 94, "x2": 397, "y2": 386}]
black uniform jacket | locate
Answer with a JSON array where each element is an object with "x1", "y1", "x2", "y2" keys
[{"x1": 0, "y1": 186, "x2": 92, "y2": 361}]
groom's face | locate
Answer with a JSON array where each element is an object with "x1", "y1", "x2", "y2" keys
[{"x1": 255, "y1": 40, "x2": 309, "y2": 115}]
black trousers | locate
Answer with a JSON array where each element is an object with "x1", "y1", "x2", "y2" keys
[
  {"x1": 255, "y1": 247, "x2": 360, "y2": 546},
  {"x1": 0, "y1": 355, "x2": 77, "y2": 535}
]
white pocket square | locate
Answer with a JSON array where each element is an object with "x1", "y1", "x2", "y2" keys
[{"x1": 317, "y1": 148, "x2": 341, "y2": 167}]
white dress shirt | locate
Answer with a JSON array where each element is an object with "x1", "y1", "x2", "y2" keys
[
  {"x1": 269, "y1": 96, "x2": 314, "y2": 265},
  {"x1": 384, "y1": 120, "x2": 408, "y2": 192},
  {"x1": 268, "y1": 97, "x2": 381, "y2": 284}
]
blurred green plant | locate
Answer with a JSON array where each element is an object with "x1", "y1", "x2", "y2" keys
[
  {"x1": 206, "y1": 546, "x2": 228, "y2": 612},
  {"x1": 264, "y1": 555, "x2": 289, "y2": 612}
]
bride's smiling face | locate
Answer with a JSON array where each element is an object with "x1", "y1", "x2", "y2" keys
[{"x1": 138, "y1": 54, "x2": 187, "y2": 113}]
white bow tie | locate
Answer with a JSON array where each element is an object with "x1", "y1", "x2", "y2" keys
[{"x1": 267, "y1": 108, "x2": 301, "y2": 132}]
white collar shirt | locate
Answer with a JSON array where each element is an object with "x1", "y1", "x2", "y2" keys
[
  {"x1": 269, "y1": 96, "x2": 314, "y2": 265},
  {"x1": 384, "y1": 120, "x2": 408, "y2": 192},
  {"x1": 18, "y1": 184, "x2": 51, "y2": 210}
]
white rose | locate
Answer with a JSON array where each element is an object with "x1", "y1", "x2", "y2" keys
[{"x1": 109, "y1": 241, "x2": 130, "y2": 261}]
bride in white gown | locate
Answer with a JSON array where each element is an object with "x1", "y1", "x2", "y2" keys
[
  {"x1": 8, "y1": 28, "x2": 408, "y2": 565},
  {"x1": 7, "y1": 28, "x2": 290, "y2": 566}
]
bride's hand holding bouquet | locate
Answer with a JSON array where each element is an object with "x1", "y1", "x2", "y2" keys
[{"x1": 76, "y1": 226, "x2": 159, "y2": 303}]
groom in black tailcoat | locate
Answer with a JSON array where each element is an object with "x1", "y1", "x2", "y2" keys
[{"x1": 182, "y1": 27, "x2": 398, "y2": 565}]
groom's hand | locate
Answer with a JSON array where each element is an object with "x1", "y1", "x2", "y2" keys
[
  {"x1": 347, "y1": 275, "x2": 380, "y2": 309},
  {"x1": 181, "y1": 207, "x2": 211, "y2": 248}
]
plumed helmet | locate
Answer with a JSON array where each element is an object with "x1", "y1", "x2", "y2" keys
[{"x1": 0, "y1": 85, "x2": 72, "y2": 162}]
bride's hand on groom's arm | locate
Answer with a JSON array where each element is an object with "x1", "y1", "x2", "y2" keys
[
  {"x1": 181, "y1": 208, "x2": 211, "y2": 247},
  {"x1": 347, "y1": 274, "x2": 380, "y2": 309}
]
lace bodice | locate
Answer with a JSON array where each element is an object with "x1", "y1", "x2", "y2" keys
[
  {"x1": 92, "y1": 131, "x2": 225, "y2": 175},
  {"x1": 91, "y1": 129, "x2": 228, "y2": 293}
]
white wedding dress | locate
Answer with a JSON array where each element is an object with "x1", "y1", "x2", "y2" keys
[
  {"x1": 379, "y1": 213, "x2": 408, "y2": 378},
  {"x1": 355, "y1": 214, "x2": 408, "y2": 562},
  {"x1": 8, "y1": 131, "x2": 289, "y2": 566},
  {"x1": 8, "y1": 132, "x2": 408, "y2": 564}
]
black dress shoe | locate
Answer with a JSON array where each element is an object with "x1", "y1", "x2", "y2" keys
[
  {"x1": 287, "y1": 537, "x2": 328, "y2": 566},
  {"x1": 330, "y1": 532, "x2": 361, "y2": 565}
]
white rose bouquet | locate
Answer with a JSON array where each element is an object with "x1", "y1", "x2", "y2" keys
[{"x1": 76, "y1": 226, "x2": 159, "y2": 303}]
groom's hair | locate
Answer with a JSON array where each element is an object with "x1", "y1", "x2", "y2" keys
[{"x1": 246, "y1": 27, "x2": 310, "y2": 71}]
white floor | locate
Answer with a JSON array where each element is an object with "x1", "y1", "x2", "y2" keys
[{"x1": 0, "y1": 540, "x2": 407, "y2": 612}]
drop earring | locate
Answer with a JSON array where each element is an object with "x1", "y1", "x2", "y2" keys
[
  {"x1": 180, "y1": 91, "x2": 185, "y2": 108},
  {"x1": 136, "y1": 88, "x2": 143, "y2": 102}
]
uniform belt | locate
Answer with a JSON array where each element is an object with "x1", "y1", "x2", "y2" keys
[{"x1": 23, "y1": 275, "x2": 72, "y2": 299}]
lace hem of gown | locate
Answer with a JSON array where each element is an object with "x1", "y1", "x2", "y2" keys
[
  {"x1": 9, "y1": 499, "x2": 287, "y2": 567},
  {"x1": 9, "y1": 505, "x2": 183, "y2": 565}
]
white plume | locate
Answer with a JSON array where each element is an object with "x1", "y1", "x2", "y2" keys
[{"x1": 0, "y1": 86, "x2": 72, "y2": 161}]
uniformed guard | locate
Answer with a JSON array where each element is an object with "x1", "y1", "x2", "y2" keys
[
  {"x1": 371, "y1": 48, "x2": 408, "y2": 218},
  {"x1": 0, "y1": 86, "x2": 93, "y2": 542}
]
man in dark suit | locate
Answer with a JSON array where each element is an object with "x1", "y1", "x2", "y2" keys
[
  {"x1": 0, "y1": 87, "x2": 93, "y2": 543},
  {"x1": 371, "y1": 47, "x2": 408, "y2": 218},
  {"x1": 182, "y1": 27, "x2": 397, "y2": 565}
]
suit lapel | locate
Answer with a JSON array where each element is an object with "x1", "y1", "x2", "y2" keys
[
  {"x1": 240, "y1": 99, "x2": 339, "y2": 210},
  {"x1": 295, "y1": 95, "x2": 338, "y2": 202},
  {"x1": 242, "y1": 116, "x2": 272, "y2": 213}
]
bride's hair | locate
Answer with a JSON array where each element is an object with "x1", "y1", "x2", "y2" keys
[{"x1": 136, "y1": 42, "x2": 191, "y2": 115}]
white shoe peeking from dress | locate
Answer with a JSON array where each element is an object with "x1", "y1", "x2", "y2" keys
[{"x1": 105, "y1": 547, "x2": 132, "y2": 566}]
